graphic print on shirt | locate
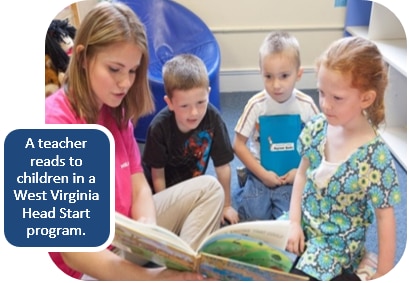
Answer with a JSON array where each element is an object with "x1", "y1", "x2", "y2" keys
[{"x1": 183, "y1": 130, "x2": 214, "y2": 176}]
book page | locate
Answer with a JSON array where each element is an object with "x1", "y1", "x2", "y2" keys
[
  {"x1": 115, "y1": 212, "x2": 193, "y2": 251},
  {"x1": 113, "y1": 225, "x2": 197, "y2": 270},
  {"x1": 198, "y1": 219, "x2": 290, "y2": 251},
  {"x1": 113, "y1": 212, "x2": 196, "y2": 264}
]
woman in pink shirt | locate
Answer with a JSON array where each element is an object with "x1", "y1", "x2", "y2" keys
[{"x1": 46, "y1": 2, "x2": 224, "y2": 280}]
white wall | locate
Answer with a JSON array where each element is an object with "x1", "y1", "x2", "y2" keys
[{"x1": 62, "y1": 0, "x2": 348, "y2": 92}]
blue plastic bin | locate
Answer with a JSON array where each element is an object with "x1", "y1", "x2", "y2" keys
[{"x1": 121, "y1": 0, "x2": 221, "y2": 143}]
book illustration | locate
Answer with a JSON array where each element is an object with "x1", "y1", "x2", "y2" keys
[
  {"x1": 113, "y1": 212, "x2": 308, "y2": 280},
  {"x1": 198, "y1": 218, "x2": 291, "y2": 250},
  {"x1": 199, "y1": 233, "x2": 296, "y2": 272},
  {"x1": 259, "y1": 114, "x2": 302, "y2": 176}
]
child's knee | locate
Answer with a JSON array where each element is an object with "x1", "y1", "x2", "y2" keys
[{"x1": 198, "y1": 175, "x2": 224, "y2": 199}]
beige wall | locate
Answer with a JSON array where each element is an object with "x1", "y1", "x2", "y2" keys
[
  {"x1": 175, "y1": 0, "x2": 345, "y2": 70},
  {"x1": 174, "y1": 0, "x2": 346, "y2": 91},
  {"x1": 54, "y1": 0, "x2": 98, "y2": 27},
  {"x1": 64, "y1": 0, "x2": 348, "y2": 91}
]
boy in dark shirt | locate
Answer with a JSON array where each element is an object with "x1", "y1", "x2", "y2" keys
[{"x1": 143, "y1": 54, "x2": 239, "y2": 225}]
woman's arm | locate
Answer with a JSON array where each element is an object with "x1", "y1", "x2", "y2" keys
[
  {"x1": 60, "y1": 250, "x2": 206, "y2": 280},
  {"x1": 130, "y1": 172, "x2": 156, "y2": 224}
]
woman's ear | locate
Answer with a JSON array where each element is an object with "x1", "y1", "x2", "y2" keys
[
  {"x1": 361, "y1": 90, "x2": 376, "y2": 109},
  {"x1": 76, "y1": 44, "x2": 86, "y2": 67}
]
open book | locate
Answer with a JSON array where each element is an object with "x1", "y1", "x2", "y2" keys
[
  {"x1": 113, "y1": 212, "x2": 307, "y2": 280},
  {"x1": 259, "y1": 114, "x2": 303, "y2": 176}
]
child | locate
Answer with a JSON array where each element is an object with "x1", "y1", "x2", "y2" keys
[
  {"x1": 233, "y1": 31, "x2": 319, "y2": 221},
  {"x1": 45, "y1": 2, "x2": 224, "y2": 280},
  {"x1": 286, "y1": 36, "x2": 401, "y2": 280},
  {"x1": 143, "y1": 54, "x2": 239, "y2": 225}
]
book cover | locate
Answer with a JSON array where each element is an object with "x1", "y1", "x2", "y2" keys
[
  {"x1": 199, "y1": 253, "x2": 304, "y2": 281},
  {"x1": 259, "y1": 114, "x2": 302, "y2": 176},
  {"x1": 113, "y1": 212, "x2": 308, "y2": 281}
]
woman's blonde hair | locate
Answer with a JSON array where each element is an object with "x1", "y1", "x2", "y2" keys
[
  {"x1": 316, "y1": 36, "x2": 388, "y2": 128},
  {"x1": 64, "y1": 1, "x2": 154, "y2": 127}
]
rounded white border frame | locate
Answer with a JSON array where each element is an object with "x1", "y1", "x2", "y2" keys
[{"x1": 3, "y1": 124, "x2": 116, "y2": 252}]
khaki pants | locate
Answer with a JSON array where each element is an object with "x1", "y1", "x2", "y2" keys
[{"x1": 153, "y1": 175, "x2": 224, "y2": 250}]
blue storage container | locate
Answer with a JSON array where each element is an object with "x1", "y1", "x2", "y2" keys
[{"x1": 121, "y1": 0, "x2": 221, "y2": 143}]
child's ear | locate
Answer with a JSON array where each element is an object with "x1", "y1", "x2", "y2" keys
[
  {"x1": 361, "y1": 90, "x2": 376, "y2": 109},
  {"x1": 296, "y1": 67, "x2": 304, "y2": 81},
  {"x1": 164, "y1": 95, "x2": 173, "y2": 110}
]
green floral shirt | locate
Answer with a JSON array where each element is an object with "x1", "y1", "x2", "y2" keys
[{"x1": 296, "y1": 114, "x2": 401, "y2": 280}]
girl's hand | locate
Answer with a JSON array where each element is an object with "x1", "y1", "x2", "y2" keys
[{"x1": 286, "y1": 222, "x2": 305, "y2": 255}]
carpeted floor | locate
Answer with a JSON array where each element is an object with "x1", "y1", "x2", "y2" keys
[{"x1": 208, "y1": 90, "x2": 407, "y2": 266}]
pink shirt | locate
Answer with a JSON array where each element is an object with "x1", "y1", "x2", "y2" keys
[{"x1": 46, "y1": 89, "x2": 143, "y2": 278}]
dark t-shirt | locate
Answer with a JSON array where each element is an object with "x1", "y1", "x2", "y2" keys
[{"x1": 142, "y1": 103, "x2": 234, "y2": 189}]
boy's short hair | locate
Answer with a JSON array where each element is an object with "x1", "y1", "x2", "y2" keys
[
  {"x1": 259, "y1": 31, "x2": 301, "y2": 69},
  {"x1": 162, "y1": 54, "x2": 209, "y2": 99}
]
